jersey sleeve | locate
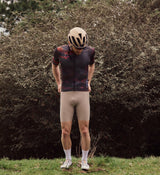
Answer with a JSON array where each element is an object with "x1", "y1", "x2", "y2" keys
[
  {"x1": 89, "y1": 48, "x2": 95, "y2": 65},
  {"x1": 52, "y1": 48, "x2": 60, "y2": 66}
]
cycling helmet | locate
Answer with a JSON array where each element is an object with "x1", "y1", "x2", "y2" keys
[{"x1": 68, "y1": 27, "x2": 88, "y2": 49}]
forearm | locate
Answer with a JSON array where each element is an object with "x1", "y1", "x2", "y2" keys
[
  {"x1": 88, "y1": 63, "x2": 95, "y2": 84},
  {"x1": 52, "y1": 63, "x2": 61, "y2": 85}
]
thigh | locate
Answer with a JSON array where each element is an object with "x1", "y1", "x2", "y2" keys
[
  {"x1": 60, "y1": 92, "x2": 74, "y2": 122},
  {"x1": 76, "y1": 92, "x2": 90, "y2": 121}
]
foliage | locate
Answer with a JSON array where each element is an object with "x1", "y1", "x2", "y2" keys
[
  {"x1": 0, "y1": 0, "x2": 39, "y2": 16},
  {"x1": 134, "y1": 0, "x2": 160, "y2": 9},
  {"x1": 0, "y1": 0, "x2": 61, "y2": 28},
  {"x1": 0, "y1": 0, "x2": 160, "y2": 159}
]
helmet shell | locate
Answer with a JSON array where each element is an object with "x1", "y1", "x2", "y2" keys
[{"x1": 68, "y1": 27, "x2": 88, "y2": 49}]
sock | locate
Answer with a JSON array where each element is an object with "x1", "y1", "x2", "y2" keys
[
  {"x1": 64, "y1": 148, "x2": 72, "y2": 161},
  {"x1": 82, "y1": 150, "x2": 89, "y2": 162}
]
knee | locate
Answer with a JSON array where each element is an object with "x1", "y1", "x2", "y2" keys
[
  {"x1": 80, "y1": 127, "x2": 89, "y2": 137},
  {"x1": 61, "y1": 128, "x2": 70, "y2": 138}
]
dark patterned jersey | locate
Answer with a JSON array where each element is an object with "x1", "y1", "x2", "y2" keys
[{"x1": 52, "y1": 45, "x2": 95, "y2": 92}]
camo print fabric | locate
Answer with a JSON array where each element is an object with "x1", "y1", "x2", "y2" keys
[{"x1": 52, "y1": 45, "x2": 95, "y2": 92}]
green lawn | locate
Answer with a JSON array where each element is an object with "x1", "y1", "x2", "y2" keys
[{"x1": 0, "y1": 156, "x2": 160, "y2": 175}]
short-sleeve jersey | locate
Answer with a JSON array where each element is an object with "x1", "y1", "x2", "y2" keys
[{"x1": 52, "y1": 45, "x2": 95, "y2": 92}]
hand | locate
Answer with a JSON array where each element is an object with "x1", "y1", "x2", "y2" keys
[
  {"x1": 58, "y1": 84, "x2": 61, "y2": 93},
  {"x1": 88, "y1": 83, "x2": 91, "y2": 92}
]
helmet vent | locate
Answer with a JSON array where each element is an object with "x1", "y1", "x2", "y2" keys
[
  {"x1": 79, "y1": 33, "x2": 82, "y2": 39},
  {"x1": 77, "y1": 38, "x2": 81, "y2": 46},
  {"x1": 83, "y1": 36, "x2": 86, "y2": 44},
  {"x1": 69, "y1": 36, "x2": 72, "y2": 44},
  {"x1": 72, "y1": 36, "x2": 78, "y2": 47}
]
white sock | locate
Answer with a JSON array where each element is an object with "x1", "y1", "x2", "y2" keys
[
  {"x1": 64, "y1": 148, "x2": 72, "y2": 161},
  {"x1": 82, "y1": 150, "x2": 89, "y2": 162}
]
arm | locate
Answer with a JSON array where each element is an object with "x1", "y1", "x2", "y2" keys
[
  {"x1": 88, "y1": 63, "x2": 95, "y2": 92},
  {"x1": 52, "y1": 63, "x2": 61, "y2": 93}
]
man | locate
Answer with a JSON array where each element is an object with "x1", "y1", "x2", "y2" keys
[{"x1": 52, "y1": 27, "x2": 95, "y2": 170}]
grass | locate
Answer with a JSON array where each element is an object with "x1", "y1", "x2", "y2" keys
[{"x1": 0, "y1": 156, "x2": 160, "y2": 175}]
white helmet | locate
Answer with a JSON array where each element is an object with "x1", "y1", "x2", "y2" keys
[{"x1": 68, "y1": 27, "x2": 88, "y2": 49}]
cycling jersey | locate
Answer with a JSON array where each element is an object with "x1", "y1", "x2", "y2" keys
[{"x1": 52, "y1": 45, "x2": 95, "y2": 92}]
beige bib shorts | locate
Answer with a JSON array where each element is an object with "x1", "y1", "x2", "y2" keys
[{"x1": 60, "y1": 91, "x2": 90, "y2": 122}]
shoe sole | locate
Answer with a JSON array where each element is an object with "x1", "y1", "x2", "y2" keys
[
  {"x1": 81, "y1": 167, "x2": 89, "y2": 171},
  {"x1": 81, "y1": 168, "x2": 89, "y2": 171}
]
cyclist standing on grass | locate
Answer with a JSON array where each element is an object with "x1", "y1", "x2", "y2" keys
[{"x1": 52, "y1": 27, "x2": 95, "y2": 170}]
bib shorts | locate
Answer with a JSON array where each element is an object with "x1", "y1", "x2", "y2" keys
[{"x1": 60, "y1": 91, "x2": 90, "y2": 122}]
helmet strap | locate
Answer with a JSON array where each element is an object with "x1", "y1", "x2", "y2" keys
[
  {"x1": 68, "y1": 41, "x2": 73, "y2": 51},
  {"x1": 70, "y1": 45, "x2": 73, "y2": 50}
]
